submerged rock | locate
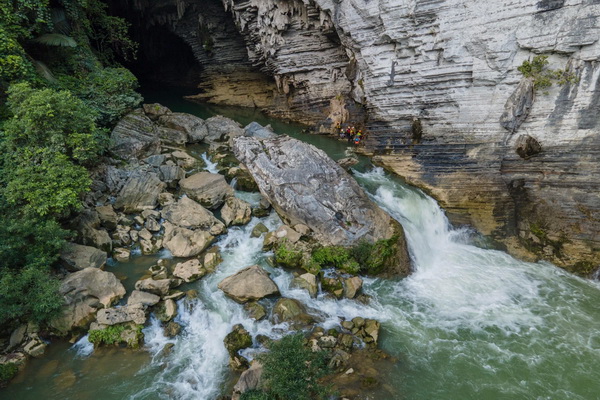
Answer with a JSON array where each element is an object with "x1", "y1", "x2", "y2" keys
[
  {"x1": 218, "y1": 265, "x2": 280, "y2": 303},
  {"x1": 271, "y1": 298, "x2": 315, "y2": 326},
  {"x1": 234, "y1": 136, "x2": 410, "y2": 275}
]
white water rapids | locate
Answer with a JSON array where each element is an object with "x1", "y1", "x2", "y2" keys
[{"x1": 75, "y1": 167, "x2": 600, "y2": 399}]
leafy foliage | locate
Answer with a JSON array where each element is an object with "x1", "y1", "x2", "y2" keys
[
  {"x1": 255, "y1": 333, "x2": 331, "y2": 400},
  {"x1": 88, "y1": 325, "x2": 127, "y2": 346},
  {"x1": 240, "y1": 390, "x2": 276, "y2": 400},
  {"x1": 518, "y1": 55, "x2": 579, "y2": 92},
  {"x1": 0, "y1": 363, "x2": 19, "y2": 387}
]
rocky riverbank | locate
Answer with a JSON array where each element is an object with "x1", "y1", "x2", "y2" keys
[{"x1": 1, "y1": 104, "x2": 406, "y2": 397}]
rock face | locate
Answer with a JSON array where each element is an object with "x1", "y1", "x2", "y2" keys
[
  {"x1": 234, "y1": 135, "x2": 408, "y2": 250},
  {"x1": 218, "y1": 265, "x2": 280, "y2": 303},
  {"x1": 162, "y1": 196, "x2": 225, "y2": 235},
  {"x1": 51, "y1": 269, "x2": 126, "y2": 335},
  {"x1": 179, "y1": 172, "x2": 234, "y2": 209},
  {"x1": 221, "y1": 197, "x2": 252, "y2": 226},
  {"x1": 162, "y1": 221, "x2": 215, "y2": 258},
  {"x1": 109, "y1": 110, "x2": 160, "y2": 160},
  {"x1": 114, "y1": 168, "x2": 166, "y2": 213}
]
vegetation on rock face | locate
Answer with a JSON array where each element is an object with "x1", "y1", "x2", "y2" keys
[
  {"x1": 517, "y1": 55, "x2": 578, "y2": 92},
  {"x1": 88, "y1": 324, "x2": 143, "y2": 348},
  {"x1": 243, "y1": 333, "x2": 331, "y2": 400},
  {"x1": 0, "y1": 363, "x2": 19, "y2": 387},
  {"x1": 0, "y1": 0, "x2": 141, "y2": 330}
]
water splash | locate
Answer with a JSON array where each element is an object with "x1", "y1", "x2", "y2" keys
[{"x1": 201, "y1": 152, "x2": 219, "y2": 174}]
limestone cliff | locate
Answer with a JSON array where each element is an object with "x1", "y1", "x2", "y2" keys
[{"x1": 115, "y1": 0, "x2": 599, "y2": 273}]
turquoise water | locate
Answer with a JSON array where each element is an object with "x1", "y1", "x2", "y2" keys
[{"x1": 3, "y1": 89, "x2": 600, "y2": 400}]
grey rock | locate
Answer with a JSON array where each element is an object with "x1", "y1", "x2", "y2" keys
[
  {"x1": 500, "y1": 78, "x2": 535, "y2": 133},
  {"x1": 292, "y1": 273, "x2": 318, "y2": 298},
  {"x1": 232, "y1": 361, "x2": 264, "y2": 400},
  {"x1": 218, "y1": 265, "x2": 280, "y2": 303},
  {"x1": 127, "y1": 290, "x2": 161, "y2": 307},
  {"x1": 159, "y1": 165, "x2": 185, "y2": 188},
  {"x1": 156, "y1": 299, "x2": 177, "y2": 322},
  {"x1": 134, "y1": 278, "x2": 172, "y2": 297},
  {"x1": 95, "y1": 205, "x2": 118, "y2": 230},
  {"x1": 337, "y1": 157, "x2": 359, "y2": 171},
  {"x1": 96, "y1": 304, "x2": 147, "y2": 326},
  {"x1": 50, "y1": 269, "x2": 125, "y2": 335},
  {"x1": 343, "y1": 276, "x2": 363, "y2": 299},
  {"x1": 110, "y1": 110, "x2": 160, "y2": 160},
  {"x1": 272, "y1": 298, "x2": 315, "y2": 326},
  {"x1": 162, "y1": 196, "x2": 225, "y2": 235},
  {"x1": 142, "y1": 103, "x2": 172, "y2": 121},
  {"x1": 250, "y1": 223, "x2": 269, "y2": 238},
  {"x1": 173, "y1": 259, "x2": 207, "y2": 283},
  {"x1": 204, "y1": 115, "x2": 245, "y2": 142},
  {"x1": 162, "y1": 221, "x2": 215, "y2": 258},
  {"x1": 158, "y1": 112, "x2": 208, "y2": 143},
  {"x1": 179, "y1": 172, "x2": 234, "y2": 209},
  {"x1": 60, "y1": 243, "x2": 107, "y2": 271},
  {"x1": 144, "y1": 154, "x2": 167, "y2": 167},
  {"x1": 244, "y1": 121, "x2": 276, "y2": 139},
  {"x1": 221, "y1": 197, "x2": 252, "y2": 226},
  {"x1": 233, "y1": 136, "x2": 405, "y2": 247},
  {"x1": 171, "y1": 150, "x2": 202, "y2": 169},
  {"x1": 114, "y1": 168, "x2": 166, "y2": 212},
  {"x1": 156, "y1": 126, "x2": 188, "y2": 145},
  {"x1": 515, "y1": 134, "x2": 542, "y2": 159}
]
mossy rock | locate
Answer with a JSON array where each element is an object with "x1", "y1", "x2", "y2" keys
[
  {"x1": 88, "y1": 323, "x2": 144, "y2": 349},
  {"x1": 224, "y1": 324, "x2": 252, "y2": 357}
]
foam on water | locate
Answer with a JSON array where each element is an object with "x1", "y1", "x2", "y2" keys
[{"x1": 201, "y1": 152, "x2": 219, "y2": 174}]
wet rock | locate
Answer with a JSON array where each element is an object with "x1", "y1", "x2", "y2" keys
[
  {"x1": 127, "y1": 290, "x2": 161, "y2": 307},
  {"x1": 179, "y1": 172, "x2": 234, "y2": 209},
  {"x1": 138, "y1": 228, "x2": 153, "y2": 241},
  {"x1": 244, "y1": 302, "x2": 266, "y2": 321},
  {"x1": 60, "y1": 243, "x2": 107, "y2": 271},
  {"x1": 156, "y1": 126, "x2": 188, "y2": 145},
  {"x1": 244, "y1": 121, "x2": 276, "y2": 139},
  {"x1": 162, "y1": 221, "x2": 215, "y2": 258},
  {"x1": 109, "y1": 110, "x2": 160, "y2": 160},
  {"x1": 171, "y1": 150, "x2": 202, "y2": 170},
  {"x1": 134, "y1": 278, "x2": 172, "y2": 297},
  {"x1": 291, "y1": 273, "x2": 318, "y2": 298},
  {"x1": 164, "y1": 291, "x2": 186, "y2": 301},
  {"x1": 205, "y1": 115, "x2": 245, "y2": 142},
  {"x1": 251, "y1": 223, "x2": 269, "y2": 238},
  {"x1": 251, "y1": 196, "x2": 272, "y2": 217},
  {"x1": 144, "y1": 217, "x2": 161, "y2": 232},
  {"x1": 363, "y1": 319, "x2": 380, "y2": 345},
  {"x1": 144, "y1": 154, "x2": 167, "y2": 167},
  {"x1": 7, "y1": 325, "x2": 27, "y2": 351},
  {"x1": 158, "y1": 112, "x2": 208, "y2": 143},
  {"x1": 95, "y1": 205, "x2": 118, "y2": 230},
  {"x1": 343, "y1": 276, "x2": 363, "y2": 299},
  {"x1": 114, "y1": 168, "x2": 166, "y2": 213},
  {"x1": 173, "y1": 259, "x2": 207, "y2": 283},
  {"x1": 232, "y1": 361, "x2": 264, "y2": 400},
  {"x1": 112, "y1": 225, "x2": 132, "y2": 247},
  {"x1": 158, "y1": 165, "x2": 185, "y2": 188},
  {"x1": 75, "y1": 210, "x2": 112, "y2": 253},
  {"x1": 263, "y1": 225, "x2": 301, "y2": 249},
  {"x1": 272, "y1": 298, "x2": 315, "y2": 326},
  {"x1": 221, "y1": 197, "x2": 252, "y2": 226},
  {"x1": 202, "y1": 247, "x2": 223, "y2": 272},
  {"x1": 140, "y1": 237, "x2": 162, "y2": 255},
  {"x1": 162, "y1": 196, "x2": 225, "y2": 235},
  {"x1": 23, "y1": 337, "x2": 46, "y2": 358},
  {"x1": 50, "y1": 269, "x2": 125, "y2": 335},
  {"x1": 96, "y1": 304, "x2": 146, "y2": 326},
  {"x1": 163, "y1": 321, "x2": 182, "y2": 338},
  {"x1": 155, "y1": 299, "x2": 177, "y2": 322},
  {"x1": 233, "y1": 136, "x2": 408, "y2": 253},
  {"x1": 515, "y1": 134, "x2": 542, "y2": 159},
  {"x1": 113, "y1": 247, "x2": 130, "y2": 262},
  {"x1": 321, "y1": 276, "x2": 344, "y2": 299},
  {"x1": 218, "y1": 265, "x2": 280, "y2": 303},
  {"x1": 158, "y1": 192, "x2": 176, "y2": 206},
  {"x1": 227, "y1": 166, "x2": 259, "y2": 192},
  {"x1": 337, "y1": 157, "x2": 359, "y2": 171},
  {"x1": 224, "y1": 324, "x2": 252, "y2": 357},
  {"x1": 142, "y1": 103, "x2": 171, "y2": 121}
]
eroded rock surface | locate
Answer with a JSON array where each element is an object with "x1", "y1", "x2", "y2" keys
[{"x1": 218, "y1": 265, "x2": 280, "y2": 303}]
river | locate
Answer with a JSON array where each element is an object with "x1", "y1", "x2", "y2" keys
[{"x1": 3, "y1": 87, "x2": 600, "y2": 400}]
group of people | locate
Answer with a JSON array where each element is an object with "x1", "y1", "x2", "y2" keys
[{"x1": 337, "y1": 124, "x2": 368, "y2": 146}]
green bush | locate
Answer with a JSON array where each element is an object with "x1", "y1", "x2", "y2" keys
[
  {"x1": 240, "y1": 390, "x2": 276, "y2": 400},
  {"x1": 518, "y1": 55, "x2": 578, "y2": 91},
  {"x1": 257, "y1": 333, "x2": 330, "y2": 400},
  {"x1": 88, "y1": 325, "x2": 126, "y2": 346},
  {"x1": 0, "y1": 363, "x2": 19, "y2": 387}
]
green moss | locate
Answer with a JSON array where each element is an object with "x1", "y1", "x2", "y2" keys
[
  {"x1": 569, "y1": 261, "x2": 596, "y2": 276},
  {"x1": 88, "y1": 324, "x2": 126, "y2": 346},
  {"x1": 274, "y1": 240, "x2": 304, "y2": 269}
]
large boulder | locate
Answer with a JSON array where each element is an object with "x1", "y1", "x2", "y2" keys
[
  {"x1": 232, "y1": 361, "x2": 264, "y2": 400},
  {"x1": 114, "y1": 168, "x2": 166, "y2": 212},
  {"x1": 60, "y1": 243, "x2": 107, "y2": 271},
  {"x1": 244, "y1": 122, "x2": 276, "y2": 139},
  {"x1": 161, "y1": 196, "x2": 225, "y2": 235},
  {"x1": 74, "y1": 210, "x2": 112, "y2": 253},
  {"x1": 173, "y1": 259, "x2": 207, "y2": 283},
  {"x1": 234, "y1": 135, "x2": 411, "y2": 275},
  {"x1": 221, "y1": 197, "x2": 252, "y2": 226},
  {"x1": 158, "y1": 112, "x2": 208, "y2": 143},
  {"x1": 218, "y1": 265, "x2": 280, "y2": 303},
  {"x1": 50, "y1": 269, "x2": 125, "y2": 335},
  {"x1": 162, "y1": 221, "x2": 215, "y2": 258},
  {"x1": 271, "y1": 298, "x2": 315, "y2": 326},
  {"x1": 109, "y1": 110, "x2": 160, "y2": 160},
  {"x1": 127, "y1": 290, "x2": 161, "y2": 307},
  {"x1": 179, "y1": 172, "x2": 234, "y2": 209}
]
